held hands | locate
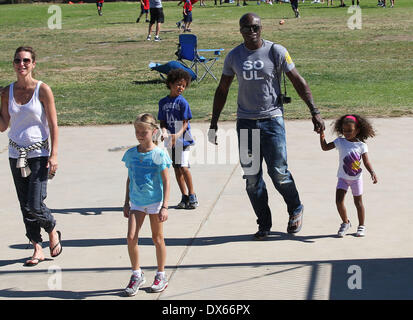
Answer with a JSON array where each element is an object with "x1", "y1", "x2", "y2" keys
[{"x1": 312, "y1": 114, "x2": 325, "y2": 134}]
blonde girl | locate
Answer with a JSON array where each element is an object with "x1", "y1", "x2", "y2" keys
[{"x1": 122, "y1": 113, "x2": 171, "y2": 296}]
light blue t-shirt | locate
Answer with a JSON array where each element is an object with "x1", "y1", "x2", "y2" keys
[{"x1": 122, "y1": 146, "x2": 171, "y2": 206}]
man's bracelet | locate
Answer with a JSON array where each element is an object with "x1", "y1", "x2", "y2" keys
[
  {"x1": 310, "y1": 108, "x2": 320, "y2": 116},
  {"x1": 161, "y1": 206, "x2": 168, "y2": 210}
]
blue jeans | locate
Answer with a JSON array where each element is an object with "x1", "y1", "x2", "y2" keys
[
  {"x1": 9, "y1": 157, "x2": 56, "y2": 244},
  {"x1": 237, "y1": 116, "x2": 303, "y2": 232}
]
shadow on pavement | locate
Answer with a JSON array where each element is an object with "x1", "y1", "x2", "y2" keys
[{"x1": 1, "y1": 257, "x2": 413, "y2": 299}]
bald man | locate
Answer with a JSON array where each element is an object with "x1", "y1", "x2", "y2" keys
[{"x1": 209, "y1": 13, "x2": 325, "y2": 239}]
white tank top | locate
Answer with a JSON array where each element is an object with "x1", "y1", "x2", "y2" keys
[{"x1": 8, "y1": 81, "x2": 50, "y2": 159}]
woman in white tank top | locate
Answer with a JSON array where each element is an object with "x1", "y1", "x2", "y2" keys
[{"x1": 0, "y1": 47, "x2": 62, "y2": 266}]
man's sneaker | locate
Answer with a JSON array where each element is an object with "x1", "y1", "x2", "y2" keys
[
  {"x1": 337, "y1": 221, "x2": 351, "y2": 237},
  {"x1": 154, "y1": 36, "x2": 161, "y2": 41},
  {"x1": 146, "y1": 35, "x2": 151, "y2": 41},
  {"x1": 151, "y1": 273, "x2": 168, "y2": 292},
  {"x1": 187, "y1": 194, "x2": 199, "y2": 209},
  {"x1": 124, "y1": 274, "x2": 146, "y2": 297},
  {"x1": 177, "y1": 194, "x2": 189, "y2": 209},
  {"x1": 253, "y1": 230, "x2": 269, "y2": 240},
  {"x1": 356, "y1": 225, "x2": 366, "y2": 237}
]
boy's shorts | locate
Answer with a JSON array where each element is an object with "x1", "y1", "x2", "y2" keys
[
  {"x1": 183, "y1": 11, "x2": 192, "y2": 23},
  {"x1": 150, "y1": 8, "x2": 165, "y2": 24},
  {"x1": 337, "y1": 177, "x2": 363, "y2": 196},
  {"x1": 141, "y1": 5, "x2": 149, "y2": 13},
  {"x1": 130, "y1": 201, "x2": 162, "y2": 214},
  {"x1": 168, "y1": 145, "x2": 191, "y2": 168}
]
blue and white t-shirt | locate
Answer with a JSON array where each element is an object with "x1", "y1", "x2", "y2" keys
[
  {"x1": 158, "y1": 95, "x2": 194, "y2": 148},
  {"x1": 333, "y1": 137, "x2": 368, "y2": 180},
  {"x1": 122, "y1": 146, "x2": 171, "y2": 206}
]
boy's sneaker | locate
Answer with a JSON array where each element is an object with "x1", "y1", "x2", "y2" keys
[
  {"x1": 337, "y1": 221, "x2": 351, "y2": 237},
  {"x1": 154, "y1": 36, "x2": 161, "y2": 41},
  {"x1": 187, "y1": 194, "x2": 199, "y2": 209},
  {"x1": 356, "y1": 225, "x2": 366, "y2": 237},
  {"x1": 151, "y1": 273, "x2": 168, "y2": 292},
  {"x1": 177, "y1": 194, "x2": 189, "y2": 209},
  {"x1": 124, "y1": 273, "x2": 146, "y2": 297},
  {"x1": 146, "y1": 35, "x2": 151, "y2": 41}
]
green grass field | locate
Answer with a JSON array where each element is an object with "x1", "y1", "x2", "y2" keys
[{"x1": 0, "y1": 0, "x2": 412, "y2": 125}]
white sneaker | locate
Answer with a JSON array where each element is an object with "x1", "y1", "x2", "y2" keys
[
  {"x1": 338, "y1": 221, "x2": 351, "y2": 237},
  {"x1": 146, "y1": 35, "x2": 151, "y2": 41},
  {"x1": 151, "y1": 273, "x2": 168, "y2": 292},
  {"x1": 356, "y1": 225, "x2": 366, "y2": 237}
]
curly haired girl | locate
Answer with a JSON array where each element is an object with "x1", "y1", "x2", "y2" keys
[{"x1": 319, "y1": 114, "x2": 378, "y2": 237}]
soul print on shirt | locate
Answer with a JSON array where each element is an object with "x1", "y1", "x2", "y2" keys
[{"x1": 242, "y1": 60, "x2": 265, "y2": 81}]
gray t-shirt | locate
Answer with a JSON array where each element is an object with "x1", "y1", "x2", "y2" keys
[
  {"x1": 222, "y1": 39, "x2": 295, "y2": 119},
  {"x1": 149, "y1": 0, "x2": 162, "y2": 8}
]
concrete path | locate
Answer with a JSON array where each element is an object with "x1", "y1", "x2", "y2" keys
[{"x1": 0, "y1": 118, "x2": 412, "y2": 300}]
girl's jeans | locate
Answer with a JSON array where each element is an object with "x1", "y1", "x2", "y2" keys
[
  {"x1": 9, "y1": 156, "x2": 56, "y2": 244},
  {"x1": 237, "y1": 116, "x2": 303, "y2": 232}
]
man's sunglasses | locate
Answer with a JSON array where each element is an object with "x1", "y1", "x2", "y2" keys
[
  {"x1": 13, "y1": 58, "x2": 32, "y2": 64},
  {"x1": 240, "y1": 24, "x2": 261, "y2": 33}
]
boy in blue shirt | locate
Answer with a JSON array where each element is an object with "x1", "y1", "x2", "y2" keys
[{"x1": 158, "y1": 69, "x2": 198, "y2": 209}]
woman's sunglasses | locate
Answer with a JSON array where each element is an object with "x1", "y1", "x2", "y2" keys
[
  {"x1": 13, "y1": 58, "x2": 32, "y2": 64},
  {"x1": 240, "y1": 24, "x2": 261, "y2": 33}
]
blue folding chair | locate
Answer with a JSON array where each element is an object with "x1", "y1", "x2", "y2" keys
[
  {"x1": 149, "y1": 60, "x2": 197, "y2": 81},
  {"x1": 175, "y1": 34, "x2": 224, "y2": 82}
]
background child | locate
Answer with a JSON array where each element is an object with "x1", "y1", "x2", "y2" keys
[
  {"x1": 158, "y1": 69, "x2": 198, "y2": 210},
  {"x1": 147, "y1": 0, "x2": 164, "y2": 41},
  {"x1": 176, "y1": 0, "x2": 197, "y2": 30},
  {"x1": 183, "y1": 0, "x2": 193, "y2": 32},
  {"x1": 122, "y1": 113, "x2": 171, "y2": 296},
  {"x1": 137, "y1": 0, "x2": 150, "y2": 23},
  {"x1": 96, "y1": 0, "x2": 104, "y2": 16},
  {"x1": 319, "y1": 114, "x2": 378, "y2": 237}
]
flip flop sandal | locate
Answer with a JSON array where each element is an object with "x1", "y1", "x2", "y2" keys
[
  {"x1": 24, "y1": 257, "x2": 45, "y2": 267},
  {"x1": 287, "y1": 207, "x2": 304, "y2": 234},
  {"x1": 50, "y1": 230, "x2": 63, "y2": 258}
]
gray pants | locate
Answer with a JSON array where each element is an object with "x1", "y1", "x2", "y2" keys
[{"x1": 9, "y1": 157, "x2": 56, "y2": 244}]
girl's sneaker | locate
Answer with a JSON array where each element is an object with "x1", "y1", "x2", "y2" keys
[
  {"x1": 337, "y1": 221, "x2": 351, "y2": 237},
  {"x1": 151, "y1": 273, "x2": 168, "y2": 292},
  {"x1": 356, "y1": 225, "x2": 366, "y2": 237},
  {"x1": 124, "y1": 273, "x2": 146, "y2": 297}
]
